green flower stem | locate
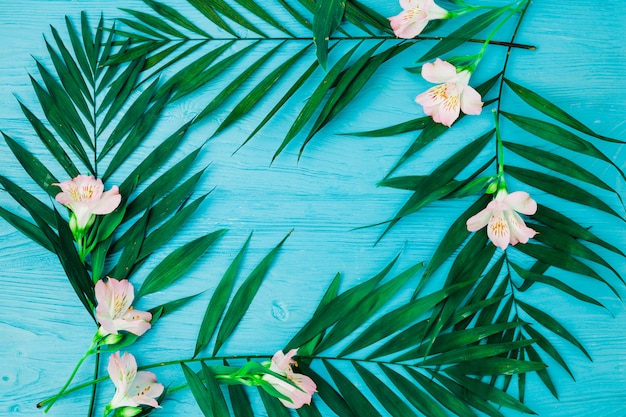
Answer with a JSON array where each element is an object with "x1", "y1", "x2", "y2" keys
[
  {"x1": 87, "y1": 352, "x2": 100, "y2": 417},
  {"x1": 42, "y1": 341, "x2": 97, "y2": 413},
  {"x1": 493, "y1": 110, "x2": 507, "y2": 192},
  {"x1": 465, "y1": 0, "x2": 530, "y2": 73},
  {"x1": 37, "y1": 352, "x2": 468, "y2": 408}
]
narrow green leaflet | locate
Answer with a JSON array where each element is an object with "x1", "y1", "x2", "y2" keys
[
  {"x1": 416, "y1": 339, "x2": 536, "y2": 367},
  {"x1": 533, "y1": 204, "x2": 625, "y2": 257},
  {"x1": 2, "y1": 134, "x2": 58, "y2": 197},
  {"x1": 297, "y1": 362, "x2": 356, "y2": 417},
  {"x1": 445, "y1": 357, "x2": 546, "y2": 376},
  {"x1": 449, "y1": 373, "x2": 536, "y2": 414},
  {"x1": 213, "y1": 44, "x2": 312, "y2": 136},
  {"x1": 352, "y1": 362, "x2": 418, "y2": 417},
  {"x1": 407, "y1": 368, "x2": 476, "y2": 417},
  {"x1": 0, "y1": 207, "x2": 54, "y2": 252},
  {"x1": 418, "y1": 194, "x2": 491, "y2": 286},
  {"x1": 285, "y1": 255, "x2": 397, "y2": 350},
  {"x1": 323, "y1": 360, "x2": 382, "y2": 417},
  {"x1": 347, "y1": 116, "x2": 431, "y2": 137},
  {"x1": 137, "y1": 230, "x2": 226, "y2": 298},
  {"x1": 503, "y1": 140, "x2": 622, "y2": 204},
  {"x1": 109, "y1": 206, "x2": 150, "y2": 281},
  {"x1": 274, "y1": 42, "x2": 359, "y2": 160},
  {"x1": 313, "y1": 0, "x2": 346, "y2": 69},
  {"x1": 258, "y1": 388, "x2": 291, "y2": 417},
  {"x1": 228, "y1": 383, "x2": 255, "y2": 417},
  {"x1": 504, "y1": 77, "x2": 625, "y2": 144},
  {"x1": 501, "y1": 112, "x2": 626, "y2": 180},
  {"x1": 506, "y1": 165, "x2": 624, "y2": 220},
  {"x1": 194, "y1": 234, "x2": 252, "y2": 357},
  {"x1": 194, "y1": 42, "x2": 283, "y2": 123},
  {"x1": 418, "y1": 7, "x2": 509, "y2": 62},
  {"x1": 181, "y1": 362, "x2": 216, "y2": 417},
  {"x1": 530, "y1": 223, "x2": 622, "y2": 284},
  {"x1": 516, "y1": 299, "x2": 592, "y2": 360},
  {"x1": 511, "y1": 262, "x2": 605, "y2": 308},
  {"x1": 315, "y1": 262, "x2": 423, "y2": 354},
  {"x1": 213, "y1": 232, "x2": 291, "y2": 355},
  {"x1": 144, "y1": 0, "x2": 211, "y2": 37},
  {"x1": 523, "y1": 324, "x2": 574, "y2": 379},
  {"x1": 378, "y1": 130, "x2": 493, "y2": 241},
  {"x1": 17, "y1": 102, "x2": 80, "y2": 178},
  {"x1": 380, "y1": 365, "x2": 449, "y2": 417},
  {"x1": 340, "y1": 278, "x2": 476, "y2": 357}
]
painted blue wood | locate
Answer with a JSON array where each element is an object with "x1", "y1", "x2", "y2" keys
[{"x1": 0, "y1": 1, "x2": 625, "y2": 416}]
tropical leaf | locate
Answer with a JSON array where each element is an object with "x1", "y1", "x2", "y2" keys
[
  {"x1": 213, "y1": 232, "x2": 291, "y2": 355},
  {"x1": 313, "y1": 0, "x2": 346, "y2": 69},
  {"x1": 504, "y1": 77, "x2": 626, "y2": 144}
]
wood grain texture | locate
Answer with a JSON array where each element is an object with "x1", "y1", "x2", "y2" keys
[{"x1": 0, "y1": 0, "x2": 625, "y2": 416}]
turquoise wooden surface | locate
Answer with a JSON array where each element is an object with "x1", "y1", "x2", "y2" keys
[{"x1": 0, "y1": 1, "x2": 625, "y2": 416}]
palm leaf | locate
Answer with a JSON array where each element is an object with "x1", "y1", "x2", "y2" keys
[
  {"x1": 137, "y1": 230, "x2": 226, "y2": 298},
  {"x1": 194, "y1": 234, "x2": 252, "y2": 357},
  {"x1": 504, "y1": 77, "x2": 625, "y2": 144},
  {"x1": 516, "y1": 300, "x2": 592, "y2": 360},
  {"x1": 213, "y1": 232, "x2": 291, "y2": 355},
  {"x1": 418, "y1": 7, "x2": 509, "y2": 62},
  {"x1": 313, "y1": 0, "x2": 346, "y2": 69}
]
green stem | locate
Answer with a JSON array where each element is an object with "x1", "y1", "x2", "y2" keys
[
  {"x1": 42, "y1": 344, "x2": 96, "y2": 413},
  {"x1": 87, "y1": 352, "x2": 100, "y2": 417},
  {"x1": 466, "y1": 0, "x2": 530, "y2": 72}
]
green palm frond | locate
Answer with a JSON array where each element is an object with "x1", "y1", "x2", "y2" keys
[
  {"x1": 0, "y1": 13, "x2": 223, "y2": 313},
  {"x1": 105, "y1": 0, "x2": 403, "y2": 160}
]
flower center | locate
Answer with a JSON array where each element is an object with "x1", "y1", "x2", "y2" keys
[
  {"x1": 405, "y1": 7, "x2": 427, "y2": 21},
  {"x1": 80, "y1": 184, "x2": 96, "y2": 200},
  {"x1": 490, "y1": 214, "x2": 508, "y2": 238}
]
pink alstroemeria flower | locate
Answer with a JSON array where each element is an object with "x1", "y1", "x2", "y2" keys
[
  {"x1": 54, "y1": 175, "x2": 121, "y2": 234},
  {"x1": 263, "y1": 349, "x2": 316, "y2": 409},
  {"x1": 95, "y1": 277, "x2": 152, "y2": 337},
  {"x1": 466, "y1": 190, "x2": 538, "y2": 250},
  {"x1": 415, "y1": 58, "x2": 483, "y2": 127},
  {"x1": 388, "y1": 0, "x2": 449, "y2": 39},
  {"x1": 105, "y1": 351, "x2": 164, "y2": 414}
]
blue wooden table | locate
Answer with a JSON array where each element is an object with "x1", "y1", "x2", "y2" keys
[{"x1": 0, "y1": 1, "x2": 625, "y2": 416}]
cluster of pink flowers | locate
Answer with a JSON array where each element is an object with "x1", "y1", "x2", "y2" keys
[
  {"x1": 94, "y1": 277, "x2": 162, "y2": 416},
  {"x1": 51, "y1": 175, "x2": 319, "y2": 414},
  {"x1": 387, "y1": 1, "x2": 539, "y2": 249},
  {"x1": 389, "y1": 1, "x2": 483, "y2": 128}
]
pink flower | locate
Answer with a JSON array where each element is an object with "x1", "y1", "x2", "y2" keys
[
  {"x1": 263, "y1": 349, "x2": 316, "y2": 409},
  {"x1": 415, "y1": 58, "x2": 483, "y2": 127},
  {"x1": 388, "y1": 0, "x2": 449, "y2": 39},
  {"x1": 466, "y1": 190, "x2": 538, "y2": 250},
  {"x1": 95, "y1": 277, "x2": 152, "y2": 337},
  {"x1": 105, "y1": 351, "x2": 164, "y2": 413},
  {"x1": 54, "y1": 175, "x2": 121, "y2": 234}
]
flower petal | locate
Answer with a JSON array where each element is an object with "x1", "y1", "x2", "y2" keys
[
  {"x1": 460, "y1": 85, "x2": 483, "y2": 116},
  {"x1": 129, "y1": 371, "x2": 164, "y2": 408},
  {"x1": 487, "y1": 210, "x2": 510, "y2": 250},
  {"x1": 421, "y1": 58, "x2": 457, "y2": 83},
  {"x1": 504, "y1": 191, "x2": 537, "y2": 215},
  {"x1": 427, "y1": 1, "x2": 449, "y2": 19},
  {"x1": 466, "y1": 207, "x2": 492, "y2": 232},
  {"x1": 505, "y1": 211, "x2": 537, "y2": 245},
  {"x1": 90, "y1": 186, "x2": 121, "y2": 215}
]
